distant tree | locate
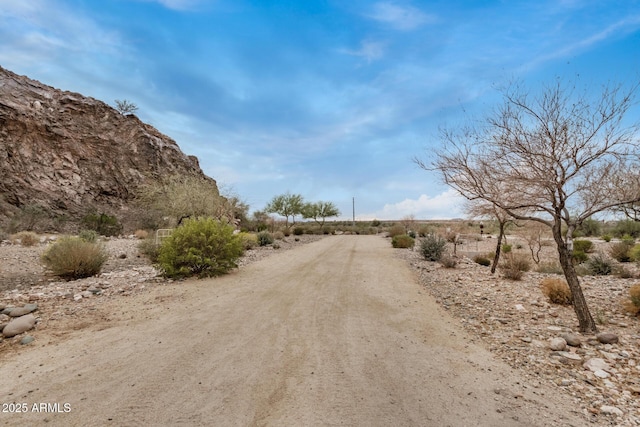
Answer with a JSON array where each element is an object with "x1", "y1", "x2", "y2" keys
[
  {"x1": 466, "y1": 200, "x2": 516, "y2": 274},
  {"x1": 265, "y1": 193, "x2": 304, "y2": 229},
  {"x1": 114, "y1": 99, "x2": 138, "y2": 115},
  {"x1": 302, "y1": 201, "x2": 340, "y2": 229},
  {"x1": 417, "y1": 79, "x2": 640, "y2": 333}
]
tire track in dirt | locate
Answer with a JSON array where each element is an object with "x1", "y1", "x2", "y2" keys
[{"x1": 0, "y1": 235, "x2": 584, "y2": 426}]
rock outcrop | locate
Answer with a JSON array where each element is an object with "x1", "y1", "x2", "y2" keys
[{"x1": 0, "y1": 66, "x2": 215, "y2": 228}]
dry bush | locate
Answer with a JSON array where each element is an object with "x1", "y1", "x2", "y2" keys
[
  {"x1": 12, "y1": 231, "x2": 39, "y2": 246},
  {"x1": 387, "y1": 225, "x2": 405, "y2": 238},
  {"x1": 609, "y1": 241, "x2": 633, "y2": 262},
  {"x1": 273, "y1": 231, "x2": 285, "y2": 240},
  {"x1": 391, "y1": 234, "x2": 415, "y2": 249},
  {"x1": 500, "y1": 253, "x2": 531, "y2": 280},
  {"x1": 439, "y1": 255, "x2": 458, "y2": 268},
  {"x1": 473, "y1": 254, "x2": 491, "y2": 266},
  {"x1": 134, "y1": 229, "x2": 149, "y2": 239},
  {"x1": 623, "y1": 284, "x2": 640, "y2": 315},
  {"x1": 41, "y1": 236, "x2": 108, "y2": 280},
  {"x1": 536, "y1": 261, "x2": 563, "y2": 275},
  {"x1": 541, "y1": 278, "x2": 573, "y2": 305}
]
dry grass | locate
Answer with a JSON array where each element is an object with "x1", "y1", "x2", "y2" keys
[
  {"x1": 541, "y1": 278, "x2": 573, "y2": 305},
  {"x1": 11, "y1": 231, "x2": 39, "y2": 247},
  {"x1": 41, "y1": 236, "x2": 108, "y2": 280},
  {"x1": 623, "y1": 284, "x2": 640, "y2": 315}
]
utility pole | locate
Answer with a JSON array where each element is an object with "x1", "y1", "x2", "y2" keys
[{"x1": 352, "y1": 197, "x2": 355, "y2": 227}]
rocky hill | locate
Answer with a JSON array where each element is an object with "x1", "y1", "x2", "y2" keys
[{"x1": 0, "y1": 66, "x2": 215, "y2": 231}]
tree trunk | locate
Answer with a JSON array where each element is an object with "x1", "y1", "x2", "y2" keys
[
  {"x1": 552, "y1": 224, "x2": 598, "y2": 333},
  {"x1": 490, "y1": 222, "x2": 505, "y2": 274}
]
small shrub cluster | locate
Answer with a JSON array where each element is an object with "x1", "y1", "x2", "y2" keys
[
  {"x1": 585, "y1": 253, "x2": 613, "y2": 276},
  {"x1": 501, "y1": 243, "x2": 512, "y2": 254},
  {"x1": 387, "y1": 225, "x2": 406, "y2": 238},
  {"x1": 157, "y1": 218, "x2": 243, "y2": 278},
  {"x1": 573, "y1": 239, "x2": 594, "y2": 253},
  {"x1": 82, "y1": 212, "x2": 122, "y2": 237},
  {"x1": 257, "y1": 231, "x2": 274, "y2": 246},
  {"x1": 420, "y1": 234, "x2": 447, "y2": 261},
  {"x1": 134, "y1": 229, "x2": 149, "y2": 240},
  {"x1": 274, "y1": 231, "x2": 285, "y2": 240},
  {"x1": 138, "y1": 238, "x2": 161, "y2": 263},
  {"x1": 601, "y1": 234, "x2": 612, "y2": 243},
  {"x1": 630, "y1": 244, "x2": 640, "y2": 262},
  {"x1": 78, "y1": 229, "x2": 98, "y2": 243},
  {"x1": 609, "y1": 241, "x2": 633, "y2": 263},
  {"x1": 535, "y1": 261, "x2": 564, "y2": 275},
  {"x1": 473, "y1": 255, "x2": 491, "y2": 266},
  {"x1": 293, "y1": 227, "x2": 305, "y2": 236},
  {"x1": 41, "y1": 236, "x2": 108, "y2": 280},
  {"x1": 13, "y1": 231, "x2": 39, "y2": 247},
  {"x1": 540, "y1": 278, "x2": 573, "y2": 305},
  {"x1": 439, "y1": 255, "x2": 458, "y2": 268},
  {"x1": 238, "y1": 232, "x2": 259, "y2": 250},
  {"x1": 391, "y1": 234, "x2": 415, "y2": 249},
  {"x1": 623, "y1": 284, "x2": 640, "y2": 315},
  {"x1": 500, "y1": 253, "x2": 531, "y2": 280}
]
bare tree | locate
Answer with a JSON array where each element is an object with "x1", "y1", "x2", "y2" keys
[
  {"x1": 114, "y1": 99, "x2": 138, "y2": 115},
  {"x1": 466, "y1": 200, "x2": 516, "y2": 273},
  {"x1": 416, "y1": 79, "x2": 640, "y2": 333}
]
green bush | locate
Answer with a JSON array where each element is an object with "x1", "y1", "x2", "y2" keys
[
  {"x1": 612, "y1": 220, "x2": 640, "y2": 238},
  {"x1": 78, "y1": 229, "x2": 98, "y2": 243},
  {"x1": 473, "y1": 255, "x2": 491, "y2": 266},
  {"x1": 391, "y1": 234, "x2": 415, "y2": 249},
  {"x1": 293, "y1": 226, "x2": 305, "y2": 236},
  {"x1": 257, "y1": 231, "x2": 274, "y2": 246},
  {"x1": 609, "y1": 241, "x2": 633, "y2": 263},
  {"x1": 420, "y1": 234, "x2": 447, "y2": 261},
  {"x1": 585, "y1": 254, "x2": 613, "y2": 276},
  {"x1": 501, "y1": 243, "x2": 512, "y2": 254},
  {"x1": 41, "y1": 236, "x2": 108, "y2": 280},
  {"x1": 572, "y1": 250, "x2": 589, "y2": 264},
  {"x1": 157, "y1": 218, "x2": 243, "y2": 279},
  {"x1": 601, "y1": 234, "x2": 612, "y2": 242},
  {"x1": 630, "y1": 244, "x2": 640, "y2": 262},
  {"x1": 238, "y1": 232, "x2": 259, "y2": 250},
  {"x1": 576, "y1": 218, "x2": 601, "y2": 237},
  {"x1": 573, "y1": 240, "x2": 594, "y2": 253},
  {"x1": 138, "y1": 237, "x2": 161, "y2": 263},
  {"x1": 81, "y1": 212, "x2": 122, "y2": 237}
]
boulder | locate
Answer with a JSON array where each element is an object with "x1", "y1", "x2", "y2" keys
[
  {"x1": 561, "y1": 333, "x2": 582, "y2": 347},
  {"x1": 2, "y1": 314, "x2": 37, "y2": 337},
  {"x1": 549, "y1": 337, "x2": 567, "y2": 351},
  {"x1": 596, "y1": 332, "x2": 618, "y2": 344}
]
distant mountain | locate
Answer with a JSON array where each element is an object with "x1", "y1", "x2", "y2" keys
[{"x1": 0, "y1": 66, "x2": 216, "y2": 231}]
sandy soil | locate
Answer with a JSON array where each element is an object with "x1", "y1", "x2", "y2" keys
[{"x1": 0, "y1": 235, "x2": 585, "y2": 426}]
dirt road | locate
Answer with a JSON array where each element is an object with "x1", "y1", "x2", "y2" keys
[{"x1": 0, "y1": 235, "x2": 583, "y2": 426}]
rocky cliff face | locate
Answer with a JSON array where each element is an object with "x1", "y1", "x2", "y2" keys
[{"x1": 0, "y1": 66, "x2": 215, "y2": 230}]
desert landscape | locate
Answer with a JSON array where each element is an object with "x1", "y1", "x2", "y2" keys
[{"x1": 0, "y1": 229, "x2": 638, "y2": 425}]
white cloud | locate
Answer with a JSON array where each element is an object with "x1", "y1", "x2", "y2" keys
[
  {"x1": 366, "y1": 2, "x2": 435, "y2": 31},
  {"x1": 364, "y1": 189, "x2": 466, "y2": 220},
  {"x1": 339, "y1": 40, "x2": 386, "y2": 63}
]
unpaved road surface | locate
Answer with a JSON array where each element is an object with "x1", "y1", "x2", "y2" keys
[{"x1": 0, "y1": 235, "x2": 583, "y2": 426}]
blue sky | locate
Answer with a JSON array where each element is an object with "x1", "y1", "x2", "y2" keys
[{"x1": 1, "y1": 0, "x2": 639, "y2": 220}]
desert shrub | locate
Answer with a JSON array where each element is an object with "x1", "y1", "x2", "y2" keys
[
  {"x1": 157, "y1": 218, "x2": 243, "y2": 279},
  {"x1": 609, "y1": 241, "x2": 633, "y2": 263},
  {"x1": 614, "y1": 265, "x2": 634, "y2": 279},
  {"x1": 78, "y1": 229, "x2": 98, "y2": 243},
  {"x1": 238, "y1": 232, "x2": 259, "y2": 250},
  {"x1": 138, "y1": 237, "x2": 161, "y2": 263},
  {"x1": 571, "y1": 250, "x2": 589, "y2": 264},
  {"x1": 601, "y1": 234, "x2": 612, "y2": 242},
  {"x1": 134, "y1": 229, "x2": 149, "y2": 240},
  {"x1": 500, "y1": 253, "x2": 531, "y2": 280},
  {"x1": 536, "y1": 261, "x2": 564, "y2": 275},
  {"x1": 473, "y1": 255, "x2": 491, "y2": 266},
  {"x1": 257, "y1": 231, "x2": 274, "y2": 246},
  {"x1": 391, "y1": 234, "x2": 415, "y2": 249},
  {"x1": 573, "y1": 239, "x2": 593, "y2": 253},
  {"x1": 273, "y1": 231, "x2": 285, "y2": 240},
  {"x1": 13, "y1": 231, "x2": 39, "y2": 247},
  {"x1": 0, "y1": 228, "x2": 8, "y2": 241},
  {"x1": 576, "y1": 218, "x2": 601, "y2": 237},
  {"x1": 420, "y1": 234, "x2": 447, "y2": 261},
  {"x1": 612, "y1": 220, "x2": 640, "y2": 238},
  {"x1": 439, "y1": 255, "x2": 458, "y2": 268},
  {"x1": 407, "y1": 230, "x2": 416, "y2": 238},
  {"x1": 585, "y1": 253, "x2": 612, "y2": 275},
  {"x1": 293, "y1": 226, "x2": 305, "y2": 235},
  {"x1": 387, "y1": 225, "x2": 405, "y2": 238},
  {"x1": 501, "y1": 243, "x2": 512, "y2": 254},
  {"x1": 41, "y1": 236, "x2": 108, "y2": 280},
  {"x1": 623, "y1": 284, "x2": 640, "y2": 315},
  {"x1": 82, "y1": 212, "x2": 122, "y2": 237},
  {"x1": 541, "y1": 278, "x2": 573, "y2": 305},
  {"x1": 629, "y1": 244, "x2": 640, "y2": 262}
]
